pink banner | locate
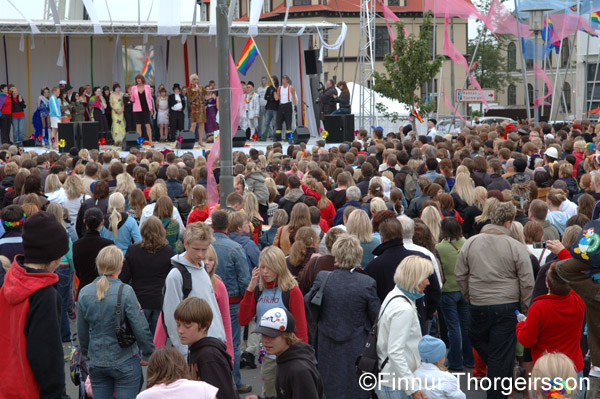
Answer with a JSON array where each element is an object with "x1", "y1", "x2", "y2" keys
[
  {"x1": 532, "y1": 61, "x2": 553, "y2": 108},
  {"x1": 442, "y1": 15, "x2": 489, "y2": 111},
  {"x1": 483, "y1": 0, "x2": 532, "y2": 37},
  {"x1": 206, "y1": 51, "x2": 245, "y2": 209},
  {"x1": 425, "y1": 0, "x2": 485, "y2": 19},
  {"x1": 380, "y1": 0, "x2": 408, "y2": 46},
  {"x1": 442, "y1": 91, "x2": 467, "y2": 126},
  {"x1": 550, "y1": 13, "x2": 597, "y2": 43}
]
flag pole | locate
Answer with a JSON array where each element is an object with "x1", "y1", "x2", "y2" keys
[{"x1": 251, "y1": 37, "x2": 273, "y2": 86}]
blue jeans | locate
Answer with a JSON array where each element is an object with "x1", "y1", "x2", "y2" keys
[
  {"x1": 142, "y1": 309, "x2": 160, "y2": 337},
  {"x1": 376, "y1": 384, "x2": 411, "y2": 399},
  {"x1": 257, "y1": 106, "x2": 265, "y2": 139},
  {"x1": 89, "y1": 355, "x2": 142, "y2": 399},
  {"x1": 469, "y1": 302, "x2": 519, "y2": 399},
  {"x1": 263, "y1": 109, "x2": 277, "y2": 140},
  {"x1": 440, "y1": 291, "x2": 474, "y2": 369},
  {"x1": 55, "y1": 265, "x2": 72, "y2": 342},
  {"x1": 332, "y1": 107, "x2": 351, "y2": 115},
  {"x1": 12, "y1": 117, "x2": 23, "y2": 144},
  {"x1": 230, "y1": 302, "x2": 242, "y2": 387}
]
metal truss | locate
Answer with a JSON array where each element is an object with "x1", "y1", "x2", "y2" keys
[{"x1": 357, "y1": 0, "x2": 376, "y2": 130}]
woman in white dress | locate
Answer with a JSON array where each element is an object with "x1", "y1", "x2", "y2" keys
[{"x1": 156, "y1": 87, "x2": 169, "y2": 142}]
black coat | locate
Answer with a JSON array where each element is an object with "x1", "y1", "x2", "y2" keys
[
  {"x1": 487, "y1": 174, "x2": 511, "y2": 192},
  {"x1": 318, "y1": 86, "x2": 337, "y2": 120},
  {"x1": 73, "y1": 230, "x2": 114, "y2": 292},
  {"x1": 188, "y1": 337, "x2": 236, "y2": 399},
  {"x1": 75, "y1": 197, "x2": 109, "y2": 238},
  {"x1": 167, "y1": 93, "x2": 186, "y2": 115},
  {"x1": 276, "y1": 342, "x2": 325, "y2": 399}
]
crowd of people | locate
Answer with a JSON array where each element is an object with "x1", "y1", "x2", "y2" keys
[{"x1": 0, "y1": 116, "x2": 598, "y2": 399}]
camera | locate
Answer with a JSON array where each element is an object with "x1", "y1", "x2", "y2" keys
[{"x1": 532, "y1": 242, "x2": 546, "y2": 249}]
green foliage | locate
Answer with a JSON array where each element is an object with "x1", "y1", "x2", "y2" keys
[{"x1": 372, "y1": 12, "x2": 444, "y2": 118}]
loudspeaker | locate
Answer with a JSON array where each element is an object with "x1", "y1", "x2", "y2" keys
[
  {"x1": 323, "y1": 114, "x2": 355, "y2": 143},
  {"x1": 304, "y1": 50, "x2": 322, "y2": 75},
  {"x1": 58, "y1": 122, "x2": 78, "y2": 151},
  {"x1": 80, "y1": 121, "x2": 100, "y2": 150},
  {"x1": 177, "y1": 130, "x2": 196, "y2": 149},
  {"x1": 293, "y1": 126, "x2": 311, "y2": 144},
  {"x1": 122, "y1": 131, "x2": 141, "y2": 151},
  {"x1": 22, "y1": 139, "x2": 35, "y2": 147},
  {"x1": 232, "y1": 129, "x2": 246, "y2": 147}
]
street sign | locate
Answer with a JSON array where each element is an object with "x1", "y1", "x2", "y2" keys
[{"x1": 456, "y1": 89, "x2": 496, "y2": 103}]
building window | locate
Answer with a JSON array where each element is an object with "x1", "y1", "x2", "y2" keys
[
  {"x1": 561, "y1": 38, "x2": 569, "y2": 68},
  {"x1": 508, "y1": 85, "x2": 516, "y2": 105},
  {"x1": 526, "y1": 58, "x2": 533, "y2": 70},
  {"x1": 507, "y1": 42, "x2": 516, "y2": 71},
  {"x1": 293, "y1": 0, "x2": 311, "y2": 5},
  {"x1": 528, "y1": 84, "x2": 534, "y2": 106},
  {"x1": 375, "y1": 26, "x2": 390, "y2": 57},
  {"x1": 388, "y1": 0, "x2": 399, "y2": 5},
  {"x1": 586, "y1": 63, "x2": 600, "y2": 113}
]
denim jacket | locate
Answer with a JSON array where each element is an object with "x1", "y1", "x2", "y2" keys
[
  {"x1": 212, "y1": 232, "x2": 250, "y2": 298},
  {"x1": 76, "y1": 276, "x2": 154, "y2": 367}
]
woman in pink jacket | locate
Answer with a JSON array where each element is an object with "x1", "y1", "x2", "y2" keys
[{"x1": 131, "y1": 74, "x2": 154, "y2": 146}]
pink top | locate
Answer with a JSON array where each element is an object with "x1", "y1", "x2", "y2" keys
[
  {"x1": 131, "y1": 84, "x2": 153, "y2": 113},
  {"x1": 215, "y1": 277, "x2": 234, "y2": 363},
  {"x1": 136, "y1": 379, "x2": 218, "y2": 399}
]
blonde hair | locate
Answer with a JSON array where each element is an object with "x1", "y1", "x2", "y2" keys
[
  {"x1": 182, "y1": 176, "x2": 195, "y2": 205},
  {"x1": 108, "y1": 192, "x2": 126, "y2": 239},
  {"x1": 228, "y1": 211, "x2": 248, "y2": 233},
  {"x1": 315, "y1": 182, "x2": 329, "y2": 209},
  {"x1": 205, "y1": 244, "x2": 219, "y2": 289},
  {"x1": 288, "y1": 203, "x2": 311, "y2": 231},
  {"x1": 191, "y1": 185, "x2": 208, "y2": 208},
  {"x1": 149, "y1": 183, "x2": 167, "y2": 202},
  {"x1": 345, "y1": 209, "x2": 373, "y2": 242},
  {"x1": 116, "y1": 173, "x2": 136, "y2": 197},
  {"x1": 184, "y1": 221, "x2": 214, "y2": 243},
  {"x1": 243, "y1": 191, "x2": 260, "y2": 219},
  {"x1": 46, "y1": 203, "x2": 66, "y2": 228},
  {"x1": 421, "y1": 206, "x2": 441, "y2": 243},
  {"x1": 44, "y1": 174, "x2": 62, "y2": 194},
  {"x1": 95, "y1": 245, "x2": 124, "y2": 301},
  {"x1": 370, "y1": 197, "x2": 387, "y2": 214},
  {"x1": 451, "y1": 173, "x2": 475, "y2": 206},
  {"x1": 63, "y1": 175, "x2": 85, "y2": 200},
  {"x1": 473, "y1": 186, "x2": 488, "y2": 210},
  {"x1": 509, "y1": 221, "x2": 526, "y2": 245},
  {"x1": 288, "y1": 226, "x2": 318, "y2": 267},
  {"x1": 475, "y1": 197, "x2": 499, "y2": 223},
  {"x1": 189, "y1": 73, "x2": 199, "y2": 82},
  {"x1": 531, "y1": 352, "x2": 579, "y2": 396},
  {"x1": 258, "y1": 246, "x2": 297, "y2": 292},
  {"x1": 331, "y1": 234, "x2": 363, "y2": 269},
  {"x1": 547, "y1": 188, "x2": 567, "y2": 208},
  {"x1": 394, "y1": 255, "x2": 434, "y2": 292},
  {"x1": 456, "y1": 165, "x2": 470, "y2": 176}
]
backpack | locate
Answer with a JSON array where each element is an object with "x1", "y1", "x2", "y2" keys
[
  {"x1": 355, "y1": 295, "x2": 410, "y2": 377},
  {"x1": 398, "y1": 169, "x2": 417, "y2": 203},
  {"x1": 157, "y1": 263, "x2": 192, "y2": 344}
]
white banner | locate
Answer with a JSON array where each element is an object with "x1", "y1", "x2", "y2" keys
[
  {"x1": 248, "y1": 0, "x2": 263, "y2": 36},
  {"x1": 81, "y1": 0, "x2": 103, "y2": 34},
  {"x1": 157, "y1": 0, "x2": 181, "y2": 36},
  {"x1": 209, "y1": 0, "x2": 217, "y2": 35},
  {"x1": 7, "y1": 0, "x2": 40, "y2": 34}
]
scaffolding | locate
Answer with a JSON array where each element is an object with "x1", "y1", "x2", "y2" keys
[{"x1": 357, "y1": 0, "x2": 376, "y2": 130}]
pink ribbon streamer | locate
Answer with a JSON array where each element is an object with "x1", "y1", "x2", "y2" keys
[
  {"x1": 425, "y1": 0, "x2": 485, "y2": 20},
  {"x1": 483, "y1": 0, "x2": 532, "y2": 37},
  {"x1": 442, "y1": 91, "x2": 467, "y2": 126},
  {"x1": 206, "y1": 51, "x2": 245, "y2": 209},
  {"x1": 532, "y1": 61, "x2": 553, "y2": 108},
  {"x1": 380, "y1": 0, "x2": 408, "y2": 46},
  {"x1": 549, "y1": 13, "x2": 596, "y2": 43},
  {"x1": 442, "y1": 15, "x2": 489, "y2": 111}
]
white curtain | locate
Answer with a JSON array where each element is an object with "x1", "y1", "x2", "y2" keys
[
  {"x1": 153, "y1": 36, "x2": 168, "y2": 89},
  {"x1": 112, "y1": 35, "x2": 125, "y2": 88},
  {"x1": 157, "y1": 0, "x2": 181, "y2": 36}
]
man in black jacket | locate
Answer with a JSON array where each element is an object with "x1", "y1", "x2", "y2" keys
[
  {"x1": 318, "y1": 79, "x2": 337, "y2": 122},
  {"x1": 263, "y1": 75, "x2": 279, "y2": 141},
  {"x1": 168, "y1": 83, "x2": 186, "y2": 141}
]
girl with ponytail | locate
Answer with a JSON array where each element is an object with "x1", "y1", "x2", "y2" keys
[
  {"x1": 76, "y1": 245, "x2": 155, "y2": 397},
  {"x1": 100, "y1": 192, "x2": 142, "y2": 254},
  {"x1": 286, "y1": 226, "x2": 319, "y2": 278}
]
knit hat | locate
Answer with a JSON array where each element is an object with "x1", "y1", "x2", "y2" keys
[
  {"x1": 254, "y1": 307, "x2": 296, "y2": 337},
  {"x1": 570, "y1": 220, "x2": 600, "y2": 267},
  {"x1": 22, "y1": 212, "x2": 69, "y2": 264},
  {"x1": 586, "y1": 143, "x2": 596, "y2": 152},
  {"x1": 418, "y1": 335, "x2": 446, "y2": 363}
]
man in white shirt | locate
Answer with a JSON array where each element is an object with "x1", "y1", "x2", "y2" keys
[
  {"x1": 256, "y1": 77, "x2": 268, "y2": 141},
  {"x1": 240, "y1": 81, "x2": 260, "y2": 140},
  {"x1": 426, "y1": 118, "x2": 438, "y2": 142}
]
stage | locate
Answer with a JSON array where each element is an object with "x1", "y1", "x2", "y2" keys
[{"x1": 20, "y1": 137, "x2": 330, "y2": 158}]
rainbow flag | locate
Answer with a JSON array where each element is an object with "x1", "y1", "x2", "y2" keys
[
  {"x1": 592, "y1": 11, "x2": 600, "y2": 28},
  {"x1": 236, "y1": 37, "x2": 259, "y2": 76},
  {"x1": 411, "y1": 105, "x2": 424, "y2": 123},
  {"x1": 141, "y1": 58, "x2": 152, "y2": 78}
]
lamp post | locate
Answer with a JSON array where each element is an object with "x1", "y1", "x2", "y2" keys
[{"x1": 523, "y1": 8, "x2": 550, "y2": 127}]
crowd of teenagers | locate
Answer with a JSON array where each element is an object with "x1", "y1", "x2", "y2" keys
[{"x1": 1, "y1": 117, "x2": 600, "y2": 399}]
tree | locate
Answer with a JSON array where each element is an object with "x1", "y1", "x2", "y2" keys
[{"x1": 373, "y1": 12, "x2": 444, "y2": 119}]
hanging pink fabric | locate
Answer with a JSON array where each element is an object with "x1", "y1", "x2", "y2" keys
[
  {"x1": 442, "y1": 15, "x2": 489, "y2": 111},
  {"x1": 206, "y1": 51, "x2": 245, "y2": 210},
  {"x1": 442, "y1": 91, "x2": 467, "y2": 126},
  {"x1": 550, "y1": 13, "x2": 596, "y2": 43},
  {"x1": 532, "y1": 61, "x2": 553, "y2": 108},
  {"x1": 483, "y1": 0, "x2": 532, "y2": 37},
  {"x1": 425, "y1": 0, "x2": 485, "y2": 19},
  {"x1": 379, "y1": 0, "x2": 408, "y2": 46}
]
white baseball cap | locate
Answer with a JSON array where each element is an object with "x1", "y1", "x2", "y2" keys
[
  {"x1": 253, "y1": 307, "x2": 296, "y2": 337},
  {"x1": 58, "y1": 80, "x2": 67, "y2": 85},
  {"x1": 545, "y1": 147, "x2": 558, "y2": 159}
]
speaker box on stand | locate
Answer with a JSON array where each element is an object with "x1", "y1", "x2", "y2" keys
[
  {"x1": 58, "y1": 122, "x2": 78, "y2": 151},
  {"x1": 122, "y1": 131, "x2": 141, "y2": 151},
  {"x1": 177, "y1": 130, "x2": 196, "y2": 149},
  {"x1": 304, "y1": 50, "x2": 322, "y2": 75},
  {"x1": 293, "y1": 126, "x2": 311, "y2": 144},
  {"x1": 80, "y1": 121, "x2": 100, "y2": 150},
  {"x1": 232, "y1": 129, "x2": 246, "y2": 147},
  {"x1": 323, "y1": 114, "x2": 355, "y2": 143}
]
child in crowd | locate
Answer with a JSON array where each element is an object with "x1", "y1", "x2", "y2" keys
[
  {"x1": 414, "y1": 335, "x2": 466, "y2": 399},
  {"x1": 261, "y1": 208, "x2": 288, "y2": 249},
  {"x1": 174, "y1": 297, "x2": 237, "y2": 399}
]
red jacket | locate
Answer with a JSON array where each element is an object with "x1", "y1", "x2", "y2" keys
[
  {"x1": 238, "y1": 281, "x2": 308, "y2": 344},
  {"x1": 573, "y1": 151, "x2": 585, "y2": 177},
  {"x1": 319, "y1": 200, "x2": 336, "y2": 229},
  {"x1": 516, "y1": 290, "x2": 585, "y2": 371},
  {"x1": 1, "y1": 94, "x2": 12, "y2": 115},
  {"x1": 0, "y1": 257, "x2": 66, "y2": 398}
]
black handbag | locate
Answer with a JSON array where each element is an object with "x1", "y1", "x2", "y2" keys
[
  {"x1": 309, "y1": 271, "x2": 332, "y2": 321},
  {"x1": 115, "y1": 283, "x2": 137, "y2": 348}
]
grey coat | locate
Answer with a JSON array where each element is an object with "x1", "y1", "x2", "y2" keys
[
  {"x1": 245, "y1": 172, "x2": 269, "y2": 206},
  {"x1": 305, "y1": 268, "x2": 381, "y2": 399}
]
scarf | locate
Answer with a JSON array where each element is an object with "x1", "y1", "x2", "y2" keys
[{"x1": 398, "y1": 286, "x2": 424, "y2": 302}]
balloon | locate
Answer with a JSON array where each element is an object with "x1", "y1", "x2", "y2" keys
[
  {"x1": 137, "y1": 136, "x2": 145, "y2": 145},
  {"x1": 322, "y1": 130, "x2": 329, "y2": 139},
  {"x1": 176, "y1": 135, "x2": 183, "y2": 144},
  {"x1": 58, "y1": 139, "x2": 66, "y2": 148}
]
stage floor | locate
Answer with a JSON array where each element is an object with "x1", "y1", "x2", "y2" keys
[{"x1": 21, "y1": 137, "x2": 327, "y2": 157}]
